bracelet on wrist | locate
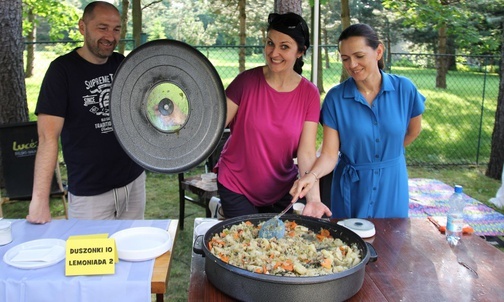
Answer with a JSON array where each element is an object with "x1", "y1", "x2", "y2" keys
[{"x1": 305, "y1": 171, "x2": 318, "y2": 182}]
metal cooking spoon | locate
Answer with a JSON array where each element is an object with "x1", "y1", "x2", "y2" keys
[{"x1": 258, "y1": 203, "x2": 294, "y2": 239}]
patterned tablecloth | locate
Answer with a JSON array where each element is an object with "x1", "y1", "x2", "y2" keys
[{"x1": 408, "y1": 178, "x2": 504, "y2": 236}]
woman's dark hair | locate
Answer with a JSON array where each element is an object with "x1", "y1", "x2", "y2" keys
[
  {"x1": 338, "y1": 23, "x2": 385, "y2": 70},
  {"x1": 267, "y1": 12, "x2": 310, "y2": 75}
]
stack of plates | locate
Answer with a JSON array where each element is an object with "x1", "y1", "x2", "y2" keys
[
  {"x1": 3, "y1": 238, "x2": 66, "y2": 269},
  {"x1": 110, "y1": 227, "x2": 172, "y2": 262}
]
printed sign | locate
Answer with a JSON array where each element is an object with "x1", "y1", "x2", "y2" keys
[{"x1": 65, "y1": 234, "x2": 118, "y2": 276}]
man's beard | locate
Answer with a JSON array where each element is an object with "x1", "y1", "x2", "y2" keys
[{"x1": 86, "y1": 37, "x2": 116, "y2": 59}]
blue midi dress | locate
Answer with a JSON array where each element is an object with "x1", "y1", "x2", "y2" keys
[{"x1": 321, "y1": 71, "x2": 425, "y2": 218}]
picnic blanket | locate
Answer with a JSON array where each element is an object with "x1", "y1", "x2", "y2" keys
[{"x1": 408, "y1": 178, "x2": 504, "y2": 236}]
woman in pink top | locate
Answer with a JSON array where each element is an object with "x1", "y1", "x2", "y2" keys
[{"x1": 216, "y1": 12, "x2": 332, "y2": 219}]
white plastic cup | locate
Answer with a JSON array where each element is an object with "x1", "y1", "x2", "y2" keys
[
  {"x1": 0, "y1": 220, "x2": 13, "y2": 245},
  {"x1": 293, "y1": 203, "x2": 305, "y2": 215}
]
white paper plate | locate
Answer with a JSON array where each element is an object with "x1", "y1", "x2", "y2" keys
[
  {"x1": 3, "y1": 238, "x2": 66, "y2": 269},
  {"x1": 110, "y1": 227, "x2": 171, "y2": 262},
  {"x1": 194, "y1": 221, "x2": 220, "y2": 237}
]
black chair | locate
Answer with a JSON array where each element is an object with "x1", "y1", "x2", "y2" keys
[
  {"x1": 178, "y1": 129, "x2": 230, "y2": 229},
  {"x1": 0, "y1": 122, "x2": 67, "y2": 218}
]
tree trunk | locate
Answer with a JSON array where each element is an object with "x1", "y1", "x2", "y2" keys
[
  {"x1": 25, "y1": 9, "x2": 35, "y2": 78},
  {"x1": 132, "y1": 0, "x2": 141, "y2": 48},
  {"x1": 486, "y1": 24, "x2": 504, "y2": 180},
  {"x1": 118, "y1": 0, "x2": 129, "y2": 54},
  {"x1": 339, "y1": 0, "x2": 350, "y2": 83},
  {"x1": 436, "y1": 23, "x2": 448, "y2": 89},
  {"x1": 385, "y1": 19, "x2": 391, "y2": 72},
  {"x1": 274, "y1": 0, "x2": 302, "y2": 15},
  {"x1": 323, "y1": 28, "x2": 330, "y2": 69},
  {"x1": 313, "y1": 5, "x2": 324, "y2": 94},
  {"x1": 238, "y1": 0, "x2": 246, "y2": 73},
  {"x1": 0, "y1": 0, "x2": 28, "y2": 124},
  {"x1": 447, "y1": 36, "x2": 457, "y2": 71},
  {"x1": 0, "y1": 0, "x2": 28, "y2": 187}
]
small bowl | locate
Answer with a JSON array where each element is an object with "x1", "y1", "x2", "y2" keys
[
  {"x1": 0, "y1": 221, "x2": 13, "y2": 246},
  {"x1": 293, "y1": 203, "x2": 305, "y2": 215}
]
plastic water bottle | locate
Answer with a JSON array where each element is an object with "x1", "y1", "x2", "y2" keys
[{"x1": 446, "y1": 185, "x2": 465, "y2": 246}]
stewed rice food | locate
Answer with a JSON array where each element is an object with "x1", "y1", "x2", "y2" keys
[{"x1": 207, "y1": 220, "x2": 361, "y2": 276}]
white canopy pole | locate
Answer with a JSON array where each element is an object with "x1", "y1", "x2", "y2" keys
[{"x1": 312, "y1": 0, "x2": 320, "y2": 86}]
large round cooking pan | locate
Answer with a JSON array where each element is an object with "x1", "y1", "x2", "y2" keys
[{"x1": 193, "y1": 214, "x2": 377, "y2": 302}]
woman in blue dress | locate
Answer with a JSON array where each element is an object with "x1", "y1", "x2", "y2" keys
[{"x1": 290, "y1": 24, "x2": 425, "y2": 218}]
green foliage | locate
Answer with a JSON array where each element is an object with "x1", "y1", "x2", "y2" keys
[
  {"x1": 22, "y1": 0, "x2": 80, "y2": 41},
  {"x1": 393, "y1": 57, "x2": 419, "y2": 68},
  {"x1": 456, "y1": 63, "x2": 472, "y2": 73},
  {"x1": 21, "y1": 0, "x2": 501, "y2": 62},
  {"x1": 383, "y1": 0, "x2": 502, "y2": 55}
]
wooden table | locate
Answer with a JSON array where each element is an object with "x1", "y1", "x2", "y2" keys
[
  {"x1": 179, "y1": 174, "x2": 217, "y2": 229},
  {"x1": 152, "y1": 219, "x2": 178, "y2": 302},
  {"x1": 188, "y1": 218, "x2": 504, "y2": 301}
]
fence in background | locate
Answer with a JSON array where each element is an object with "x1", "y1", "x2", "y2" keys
[{"x1": 25, "y1": 42, "x2": 500, "y2": 166}]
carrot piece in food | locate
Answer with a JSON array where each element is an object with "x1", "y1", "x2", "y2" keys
[
  {"x1": 316, "y1": 228, "x2": 332, "y2": 241},
  {"x1": 321, "y1": 258, "x2": 332, "y2": 269},
  {"x1": 219, "y1": 254, "x2": 229, "y2": 263},
  {"x1": 285, "y1": 221, "x2": 298, "y2": 230},
  {"x1": 320, "y1": 228, "x2": 331, "y2": 237},
  {"x1": 213, "y1": 238, "x2": 223, "y2": 246},
  {"x1": 281, "y1": 260, "x2": 294, "y2": 271}
]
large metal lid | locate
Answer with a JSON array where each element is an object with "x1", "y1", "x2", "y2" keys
[{"x1": 110, "y1": 39, "x2": 226, "y2": 173}]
